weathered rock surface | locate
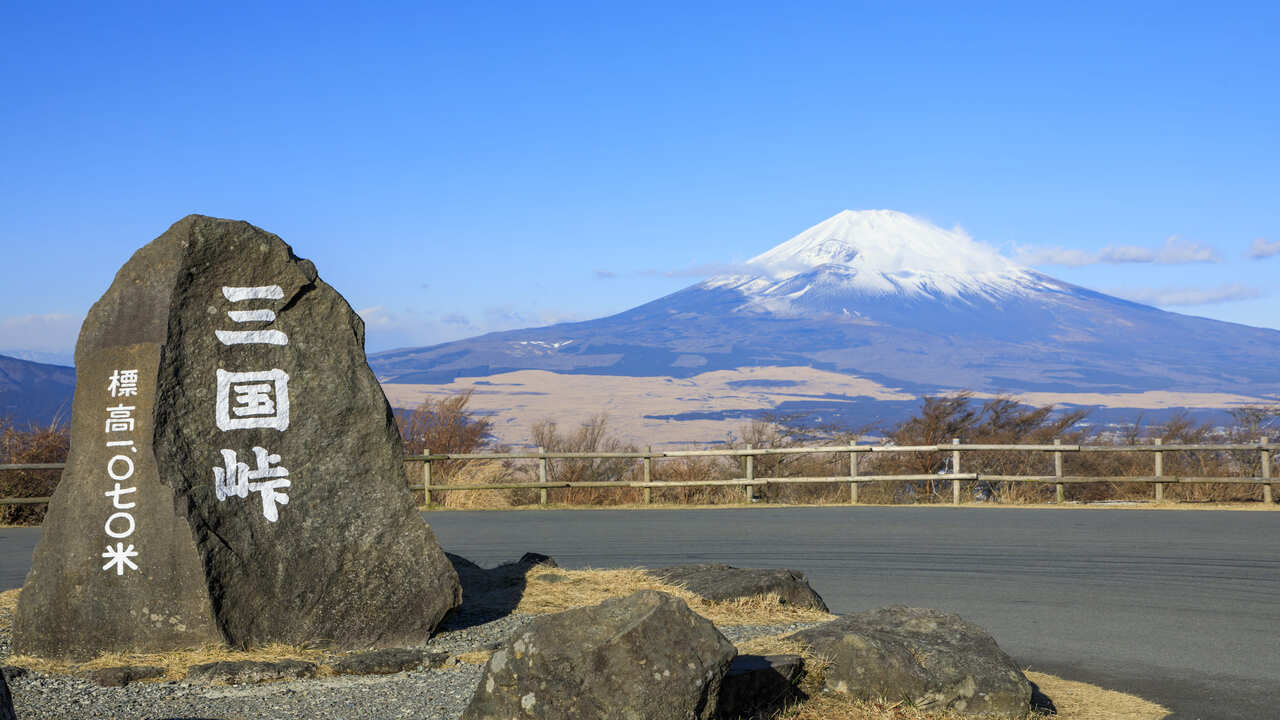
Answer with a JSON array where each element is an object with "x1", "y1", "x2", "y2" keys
[
  {"x1": 787, "y1": 606, "x2": 1031, "y2": 718},
  {"x1": 716, "y1": 654, "x2": 805, "y2": 720},
  {"x1": 81, "y1": 664, "x2": 166, "y2": 687},
  {"x1": 186, "y1": 659, "x2": 318, "y2": 685},
  {"x1": 462, "y1": 590, "x2": 737, "y2": 720},
  {"x1": 14, "y1": 215, "x2": 460, "y2": 659},
  {"x1": 0, "y1": 668, "x2": 14, "y2": 720},
  {"x1": 652, "y1": 564, "x2": 829, "y2": 611},
  {"x1": 331, "y1": 648, "x2": 451, "y2": 675}
]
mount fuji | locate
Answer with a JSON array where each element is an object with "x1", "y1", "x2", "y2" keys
[{"x1": 371, "y1": 211, "x2": 1280, "y2": 442}]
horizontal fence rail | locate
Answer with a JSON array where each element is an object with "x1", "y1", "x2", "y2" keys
[{"x1": 4, "y1": 439, "x2": 1275, "y2": 508}]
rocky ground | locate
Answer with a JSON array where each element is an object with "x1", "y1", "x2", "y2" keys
[{"x1": 2, "y1": 597, "x2": 820, "y2": 720}]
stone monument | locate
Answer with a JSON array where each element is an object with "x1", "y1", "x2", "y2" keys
[{"x1": 14, "y1": 215, "x2": 460, "y2": 660}]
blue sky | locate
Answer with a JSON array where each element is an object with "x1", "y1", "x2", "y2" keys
[{"x1": 2, "y1": 2, "x2": 1277, "y2": 361}]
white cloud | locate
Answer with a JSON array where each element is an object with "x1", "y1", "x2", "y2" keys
[
  {"x1": 1015, "y1": 235, "x2": 1221, "y2": 267},
  {"x1": 357, "y1": 305, "x2": 585, "y2": 353},
  {"x1": 1113, "y1": 283, "x2": 1262, "y2": 307},
  {"x1": 1249, "y1": 237, "x2": 1280, "y2": 259},
  {"x1": 0, "y1": 313, "x2": 83, "y2": 355}
]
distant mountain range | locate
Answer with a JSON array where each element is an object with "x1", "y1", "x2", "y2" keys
[
  {"x1": 8, "y1": 211, "x2": 1278, "y2": 443},
  {"x1": 370, "y1": 210, "x2": 1280, "y2": 444},
  {"x1": 0, "y1": 354, "x2": 75, "y2": 427}
]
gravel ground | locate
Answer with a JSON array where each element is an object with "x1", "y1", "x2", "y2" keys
[{"x1": 2, "y1": 608, "x2": 823, "y2": 720}]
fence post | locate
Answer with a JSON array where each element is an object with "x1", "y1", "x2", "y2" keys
[
  {"x1": 538, "y1": 447, "x2": 548, "y2": 506},
  {"x1": 1262, "y1": 437, "x2": 1272, "y2": 505},
  {"x1": 744, "y1": 444, "x2": 754, "y2": 503},
  {"x1": 422, "y1": 448, "x2": 432, "y2": 508},
  {"x1": 1153, "y1": 438, "x2": 1164, "y2": 503},
  {"x1": 1054, "y1": 439, "x2": 1064, "y2": 504},
  {"x1": 849, "y1": 445, "x2": 859, "y2": 504},
  {"x1": 952, "y1": 438, "x2": 961, "y2": 505},
  {"x1": 643, "y1": 445, "x2": 652, "y2": 505}
]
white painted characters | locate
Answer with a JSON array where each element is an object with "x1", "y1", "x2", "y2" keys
[
  {"x1": 101, "y1": 368, "x2": 142, "y2": 575},
  {"x1": 216, "y1": 285, "x2": 288, "y2": 346},
  {"x1": 104, "y1": 404, "x2": 136, "y2": 433},
  {"x1": 108, "y1": 369, "x2": 138, "y2": 397},
  {"x1": 213, "y1": 282, "x2": 297, "y2": 524},
  {"x1": 215, "y1": 369, "x2": 290, "y2": 431},
  {"x1": 101, "y1": 542, "x2": 139, "y2": 575},
  {"x1": 213, "y1": 446, "x2": 292, "y2": 522}
]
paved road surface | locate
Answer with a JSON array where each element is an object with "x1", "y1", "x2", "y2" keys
[{"x1": 3, "y1": 507, "x2": 1277, "y2": 719}]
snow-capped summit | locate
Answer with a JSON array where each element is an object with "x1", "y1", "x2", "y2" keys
[
  {"x1": 707, "y1": 210, "x2": 1052, "y2": 313},
  {"x1": 370, "y1": 209, "x2": 1280, "y2": 427}
]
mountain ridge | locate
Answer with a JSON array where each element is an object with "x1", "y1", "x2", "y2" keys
[{"x1": 370, "y1": 211, "x2": 1280, "y2": 433}]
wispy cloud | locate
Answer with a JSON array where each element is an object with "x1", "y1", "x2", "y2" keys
[
  {"x1": 357, "y1": 305, "x2": 585, "y2": 353},
  {"x1": 1113, "y1": 283, "x2": 1262, "y2": 307},
  {"x1": 1249, "y1": 237, "x2": 1280, "y2": 259},
  {"x1": 0, "y1": 313, "x2": 83, "y2": 355},
  {"x1": 1015, "y1": 236, "x2": 1221, "y2": 267}
]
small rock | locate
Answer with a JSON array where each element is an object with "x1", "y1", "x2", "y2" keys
[
  {"x1": 330, "y1": 649, "x2": 451, "y2": 675},
  {"x1": 651, "y1": 564, "x2": 829, "y2": 611},
  {"x1": 462, "y1": 590, "x2": 737, "y2": 720},
  {"x1": 716, "y1": 654, "x2": 805, "y2": 720},
  {"x1": 185, "y1": 659, "x2": 319, "y2": 685},
  {"x1": 0, "y1": 669, "x2": 14, "y2": 720},
  {"x1": 517, "y1": 553, "x2": 557, "y2": 568},
  {"x1": 80, "y1": 665, "x2": 166, "y2": 687},
  {"x1": 787, "y1": 606, "x2": 1031, "y2": 718}
]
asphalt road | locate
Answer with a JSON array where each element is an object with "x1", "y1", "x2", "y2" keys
[{"x1": 3, "y1": 506, "x2": 1277, "y2": 719}]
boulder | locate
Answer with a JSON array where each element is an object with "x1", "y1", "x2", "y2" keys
[
  {"x1": 0, "y1": 668, "x2": 14, "y2": 720},
  {"x1": 716, "y1": 654, "x2": 805, "y2": 720},
  {"x1": 462, "y1": 590, "x2": 737, "y2": 720},
  {"x1": 186, "y1": 659, "x2": 318, "y2": 685},
  {"x1": 651, "y1": 564, "x2": 829, "y2": 611},
  {"x1": 330, "y1": 648, "x2": 451, "y2": 675},
  {"x1": 14, "y1": 215, "x2": 460, "y2": 660},
  {"x1": 81, "y1": 664, "x2": 166, "y2": 687},
  {"x1": 786, "y1": 606, "x2": 1031, "y2": 718}
]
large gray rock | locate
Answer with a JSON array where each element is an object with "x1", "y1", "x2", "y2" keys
[
  {"x1": 14, "y1": 215, "x2": 460, "y2": 660},
  {"x1": 787, "y1": 606, "x2": 1031, "y2": 718},
  {"x1": 462, "y1": 590, "x2": 737, "y2": 720},
  {"x1": 652, "y1": 564, "x2": 828, "y2": 611}
]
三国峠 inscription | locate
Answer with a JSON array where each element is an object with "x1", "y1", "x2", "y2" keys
[{"x1": 14, "y1": 214, "x2": 460, "y2": 660}]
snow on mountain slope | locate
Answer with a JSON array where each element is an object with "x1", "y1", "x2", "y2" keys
[
  {"x1": 369, "y1": 210, "x2": 1280, "y2": 409},
  {"x1": 707, "y1": 210, "x2": 1055, "y2": 311}
]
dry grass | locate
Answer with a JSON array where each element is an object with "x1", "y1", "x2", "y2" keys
[
  {"x1": 0, "y1": 588, "x2": 18, "y2": 616},
  {"x1": 1025, "y1": 672, "x2": 1169, "y2": 720},
  {"x1": 6, "y1": 643, "x2": 328, "y2": 682},
  {"x1": 514, "y1": 566, "x2": 835, "y2": 626},
  {"x1": 453, "y1": 650, "x2": 493, "y2": 665},
  {"x1": 0, "y1": 569, "x2": 1169, "y2": 719},
  {"x1": 437, "y1": 460, "x2": 515, "y2": 509}
]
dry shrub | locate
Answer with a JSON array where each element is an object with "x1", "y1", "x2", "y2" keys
[
  {"x1": 1, "y1": 418, "x2": 69, "y2": 525},
  {"x1": 648, "y1": 453, "x2": 740, "y2": 505},
  {"x1": 438, "y1": 460, "x2": 514, "y2": 509},
  {"x1": 398, "y1": 390, "x2": 494, "y2": 504},
  {"x1": 531, "y1": 413, "x2": 641, "y2": 505}
]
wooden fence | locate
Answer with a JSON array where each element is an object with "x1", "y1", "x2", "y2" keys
[{"x1": 3, "y1": 439, "x2": 1274, "y2": 508}]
